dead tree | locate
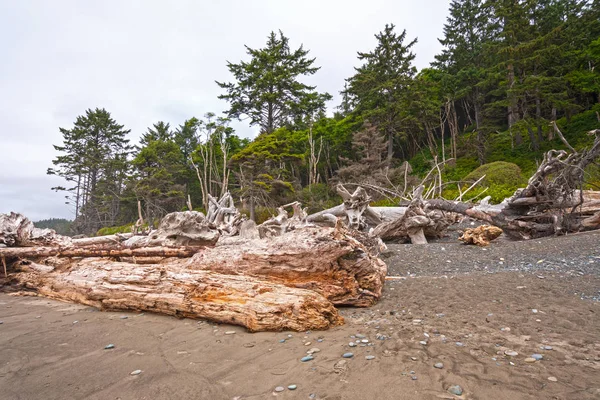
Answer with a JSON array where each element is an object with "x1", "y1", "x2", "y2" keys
[{"x1": 428, "y1": 129, "x2": 600, "y2": 239}]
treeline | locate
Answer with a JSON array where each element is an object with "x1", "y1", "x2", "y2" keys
[
  {"x1": 49, "y1": 0, "x2": 600, "y2": 234},
  {"x1": 33, "y1": 218, "x2": 72, "y2": 236}
]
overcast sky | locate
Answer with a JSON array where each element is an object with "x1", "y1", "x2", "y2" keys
[{"x1": 0, "y1": 0, "x2": 450, "y2": 221}]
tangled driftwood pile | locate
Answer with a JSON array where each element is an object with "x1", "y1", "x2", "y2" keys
[
  {"x1": 3, "y1": 129, "x2": 600, "y2": 330},
  {"x1": 0, "y1": 211, "x2": 385, "y2": 332}
]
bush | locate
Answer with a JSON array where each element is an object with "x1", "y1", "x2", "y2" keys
[{"x1": 463, "y1": 161, "x2": 527, "y2": 187}]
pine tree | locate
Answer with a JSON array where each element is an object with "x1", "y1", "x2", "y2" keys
[
  {"x1": 48, "y1": 108, "x2": 131, "y2": 234},
  {"x1": 216, "y1": 30, "x2": 332, "y2": 134},
  {"x1": 344, "y1": 24, "x2": 418, "y2": 161}
]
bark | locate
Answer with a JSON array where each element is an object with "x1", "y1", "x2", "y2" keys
[
  {"x1": 0, "y1": 246, "x2": 201, "y2": 259},
  {"x1": 7, "y1": 259, "x2": 343, "y2": 332},
  {"x1": 189, "y1": 226, "x2": 387, "y2": 307}
]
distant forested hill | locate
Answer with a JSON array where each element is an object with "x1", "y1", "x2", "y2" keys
[{"x1": 34, "y1": 218, "x2": 72, "y2": 236}]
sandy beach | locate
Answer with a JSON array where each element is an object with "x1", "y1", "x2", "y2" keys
[{"x1": 1, "y1": 231, "x2": 599, "y2": 400}]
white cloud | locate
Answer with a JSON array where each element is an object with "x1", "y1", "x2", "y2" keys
[{"x1": 0, "y1": 0, "x2": 449, "y2": 220}]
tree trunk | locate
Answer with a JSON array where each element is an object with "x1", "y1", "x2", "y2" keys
[{"x1": 8, "y1": 259, "x2": 343, "y2": 332}]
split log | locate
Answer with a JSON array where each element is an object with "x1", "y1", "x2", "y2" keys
[
  {"x1": 7, "y1": 258, "x2": 343, "y2": 332},
  {"x1": 459, "y1": 225, "x2": 503, "y2": 246},
  {"x1": 0, "y1": 246, "x2": 201, "y2": 259},
  {"x1": 187, "y1": 226, "x2": 387, "y2": 307}
]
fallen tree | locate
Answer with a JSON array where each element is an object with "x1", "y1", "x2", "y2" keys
[
  {"x1": 8, "y1": 258, "x2": 343, "y2": 332},
  {"x1": 426, "y1": 129, "x2": 600, "y2": 239}
]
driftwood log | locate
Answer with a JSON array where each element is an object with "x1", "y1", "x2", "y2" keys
[
  {"x1": 8, "y1": 258, "x2": 343, "y2": 332},
  {"x1": 371, "y1": 186, "x2": 455, "y2": 243},
  {"x1": 190, "y1": 226, "x2": 387, "y2": 307},
  {"x1": 459, "y1": 225, "x2": 504, "y2": 246}
]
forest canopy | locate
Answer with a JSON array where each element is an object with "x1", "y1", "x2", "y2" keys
[{"x1": 49, "y1": 0, "x2": 600, "y2": 235}]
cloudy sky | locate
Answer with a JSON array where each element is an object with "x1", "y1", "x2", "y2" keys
[{"x1": 0, "y1": 0, "x2": 450, "y2": 221}]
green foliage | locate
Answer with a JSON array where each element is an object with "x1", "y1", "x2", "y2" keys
[
  {"x1": 463, "y1": 161, "x2": 527, "y2": 187},
  {"x1": 48, "y1": 108, "x2": 132, "y2": 234},
  {"x1": 34, "y1": 218, "x2": 72, "y2": 236},
  {"x1": 216, "y1": 30, "x2": 331, "y2": 134},
  {"x1": 96, "y1": 224, "x2": 135, "y2": 236},
  {"x1": 298, "y1": 184, "x2": 341, "y2": 213}
]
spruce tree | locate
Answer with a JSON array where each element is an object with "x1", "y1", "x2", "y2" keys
[{"x1": 217, "y1": 31, "x2": 332, "y2": 134}]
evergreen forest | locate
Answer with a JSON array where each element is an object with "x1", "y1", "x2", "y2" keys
[{"x1": 48, "y1": 0, "x2": 600, "y2": 235}]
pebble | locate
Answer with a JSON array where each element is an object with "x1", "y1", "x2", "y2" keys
[
  {"x1": 548, "y1": 376, "x2": 558, "y2": 382},
  {"x1": 504, "y1": 350, "x2": 519, "y2": 357},
  {"x1": 361, "y1": 339, "x2": 369, "y2": 343},
  {"x1": 307, "y1": 348, "x2": 320, "y2": 354},
  {"x1": 104, "y1": 344, "x2": 115, "y2": 350},
  {"x1": 0, "y1": 321, "x2": 3, "y2": 324},
  {"x1": 434, "y1": 362, "x2": 444, "y2": 369},
  {"x1": 355, "y1": 334, "x2": 366, "y2": 339},
  {"x1": 532, "y1": 309, "x2": 538, "y2": 313},
  {"x1": 130, "y1": 370, "x2": 142, "y2": 375},
  {"x1": 300, "y1": 356, "x2": 314, "y2": 362},
  {"x1": 309, "y1": 394, "x2": 316, "y2": 399},
  {"x1": 531, "y1": 354, "x2": 543, "y2": 361},
  {"x1": 501, "y1": 327, "x2": 511, "y2": 332},
  {"x1": 120, "y1": 316, "x2": 128, "y2": 319},
  {"x1": 225, "y1": 331, "x2": 235, "y2": 335},
  {"x1": 287, "y1": 385, "x2": 297, "y2": 390},
  {"x1": 342, "y1": 352, "x2": 354, "y2": 358},
  {"x1": 304, "y1": 342, "x2": 311, "y2": 346},
  {"x1": 448, "y1": 385, "x2": 463, "y2": 396},
  {"x1": 455, "y1": 342, "x2": 464, "y2": 347},
  {"x1": 411, "y1": 357, "x2": 417, "y2": 361},
  {"x1": 287, "y1": 334, "x2": 293, "y2": 338},
  {"x1": 274, "y1": 386, "x2": 285, "y2": 392},
  {"x1": 279, "y1": 339, "x2": 286, "y2": 343},
  {"x1": 72, "y1": 321, "x2": 78, "y2": 324},
  {"x1": 366, "y1": 355, "x2": 375, "y2": 360},
  {"x1": 349, "y1": 342, "x2": 357, "y2": 347},
  {"x1": 544, "y1": 346, "x2": 553, "y2": 350},
  {"x1": 419, "y1": 341, "x2": 427, "y2": 346},
  {"x1": 524, "y1": 357, "x2": 537, "y2": 363},
  {"x1": 411, "y1": 376, "x2": 418, "y2": 380}
]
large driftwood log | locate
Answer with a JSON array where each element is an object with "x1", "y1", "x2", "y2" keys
[
  {"x1": 188, "y1": 226, "x2": 387, "y2": 307},
  {"x1": 7, "y1": 258, "x2": 343, "y2": 332}
]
